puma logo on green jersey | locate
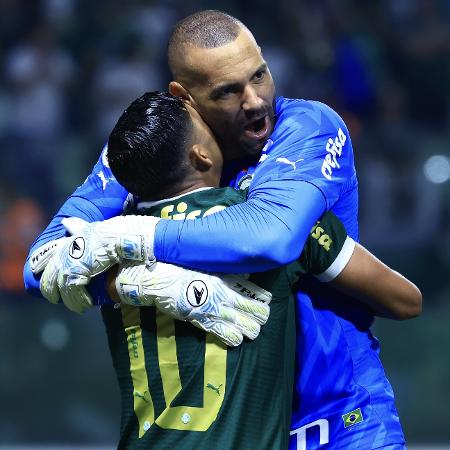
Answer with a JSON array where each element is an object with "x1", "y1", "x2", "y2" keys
[
  {"x1": 133, "y1": 390, "x2": 150, "y2": 403},
  {"x1": 206, "y1": 383, "x2": 223, "y2": 396}
]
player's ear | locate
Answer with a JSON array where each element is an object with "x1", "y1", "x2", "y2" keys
[
  {"x1": 189, "y1": 144, "x2": 213, "y2": 172},
  {"x1": 169, "y1": 81, "x2": 192, "y2": 102}
]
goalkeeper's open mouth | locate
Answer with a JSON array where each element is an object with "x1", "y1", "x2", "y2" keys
[{"x1": 244, "y1": 114, "x2": 271, "y2": 141}]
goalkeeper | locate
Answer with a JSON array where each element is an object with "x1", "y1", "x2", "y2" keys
[
  {"x1": 45, "y1": 91, "x2": 419, "y2": 449},
  {"x1": 26, "y1": 11, "x2": 422, "y2": 448}
]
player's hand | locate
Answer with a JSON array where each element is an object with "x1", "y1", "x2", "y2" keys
[
  {"x1": 115, "y1": 261, "x2": 271, "y2": 346},
  {"x1": 36, "y1": 226, "x2": 121, "y2": 312},
  {"x1": 29, "y1": 237, "x2": 93, "y2": 311},
  {"x1": 62, "y1": 215, "x2": 160, "y2": 263},
  {"x1": 30, "y1": 215, "x2": 161, "y2": 313},
  {"x1": 28, "y1": 237, "x2": 70, "y2": 274}
]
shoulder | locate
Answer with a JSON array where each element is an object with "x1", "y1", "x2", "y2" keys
[
  {"x1": 267, "y1": 98, "x2": 351, "y2": 161},
  {"x1": 253, "y1": 98, "x2": 356, "y2": 194},
  {"x1": 274, "y1": 97, "x2": 348, "y2": 138}
]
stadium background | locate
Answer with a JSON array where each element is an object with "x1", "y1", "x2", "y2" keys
[{"x1": 0, "y1": 0, "x2": 449, "y2": 448}]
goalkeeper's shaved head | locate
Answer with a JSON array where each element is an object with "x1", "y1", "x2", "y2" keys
[
  {"x1": 166, "y1": 10, "x2": 275, "y2": 160},
  {"x1": 167, "y1": 10, "x2": 246, "y2": 80}
]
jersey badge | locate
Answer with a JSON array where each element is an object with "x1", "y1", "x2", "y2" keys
[
  {"x1": 342, "y1": 408, "x2": 364, "y2": 428},
  {"x1": 237, "y1": 173, "x2": 254, "y2": 190}
]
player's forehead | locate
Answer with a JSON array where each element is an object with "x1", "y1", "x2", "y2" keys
[{"x1": 185, "y1": 30, "x2": 264, "y2": 88}]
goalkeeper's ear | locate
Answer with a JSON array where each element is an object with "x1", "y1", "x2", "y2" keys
[{"x1": 61, "y1": 217, "x2": 89, "y2": 235}]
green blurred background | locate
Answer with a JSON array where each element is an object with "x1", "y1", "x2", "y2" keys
[{"x1": 0, "y1": 0, "x2": 449, "y2": 447}]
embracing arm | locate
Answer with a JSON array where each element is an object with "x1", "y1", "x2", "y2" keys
[
  {"x1": 154, "y1": 100, "x2": 355, "y2": 273},
  {"x1": 23, "y1": 147, "x2": 129, "y2": 298},
  {"x1": 26, "y1": 101, "x2": 351, "y2": 298},
  {"x1": 331, "y1": 243, "x2": 422, "y2": 320},
  {"x1": 23, "y1": 197, "x2": 104, "y2": 295},
  {"x1": 154, "y1": 179, "x2": 326, "y2": 273},
  {"x1": 291, "y1": 209, "x2": 421, "y2": 320}
]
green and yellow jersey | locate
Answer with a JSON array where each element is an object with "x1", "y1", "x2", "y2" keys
[{"x1": 101, "y1": 187, "x2": 353, "y2": 450}]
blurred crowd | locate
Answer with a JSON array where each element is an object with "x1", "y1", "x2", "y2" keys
[
  {"x1": 1, "y1": 0, "x2": 450, "y2": 445},
  {"x1": 1, "y1": 0, "x2": 450, "y2": 292}
]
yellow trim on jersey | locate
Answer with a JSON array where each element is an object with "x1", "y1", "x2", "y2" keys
[
  {"x1": 155, "y1": 310, "x2": 182, "y2": 405},
  {"x1": 156, "y1": 333, "x2": 227, "y2": 431},
  {"x1": 121, "y1": 305, "x2": 155, "y2": 437},
  {"x1": 122, "y1": 196, "x2": 229, "y2": 435}
]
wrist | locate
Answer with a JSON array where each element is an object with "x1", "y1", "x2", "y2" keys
[
  {"x1": 114, "y1": 215, "x2": 160, "y2": 262},
  {"x1": 106, "y1": 265, "x2": 120, "y2": 302},
  {"x1": 87, "y1": 271, "x2": 116, "y2": 306}
]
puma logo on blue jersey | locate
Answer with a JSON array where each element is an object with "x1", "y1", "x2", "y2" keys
[{"x1": 276, "y1": 157, "x2": 304, "y2": 171}]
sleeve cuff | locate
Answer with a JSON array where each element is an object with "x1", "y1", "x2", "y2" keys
[{"x1": 315, "y1": 236, "x2": 355, "y2": 282}]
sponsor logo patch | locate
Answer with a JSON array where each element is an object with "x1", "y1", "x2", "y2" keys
[{"x1": 321, "y1": 127, "x2": 347, "y2": 181}]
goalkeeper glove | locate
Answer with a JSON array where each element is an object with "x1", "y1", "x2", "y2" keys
[
  {"x1": 115, "y1": 261, "x2": 271, "y2": 346},
  {"x1": 30, "y1": 216, "x2": 160, "y2": 311}
]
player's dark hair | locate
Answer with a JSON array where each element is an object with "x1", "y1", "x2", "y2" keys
[
  {"x1": 167, "y1": 10, "x2": 245, "y2": 77},
  {"x1": 107, "y1": 92, "x2": 192, "y2": 200}
]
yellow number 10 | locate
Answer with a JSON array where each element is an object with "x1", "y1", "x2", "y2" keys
[{"x1": 121, "y1": 305, "x2": 227, "y2": 437}]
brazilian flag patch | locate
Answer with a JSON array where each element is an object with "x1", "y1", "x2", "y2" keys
[{"x1": 342, "y1": 408, "x2": 364, "y2": 428}]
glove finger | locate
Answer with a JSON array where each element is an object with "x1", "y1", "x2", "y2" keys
[
  {"x1": 229, "y1": 293, "x2": 270, "y2": 326},
  {"x1": 223, "y1": 275, "x2": 272, "y2": 304},
  {"x1": 58, "y1": 271, "x2": 92, "y2": 313},
  {"x1": 61, "y1": 284, "x2": 93, "y2": 313},
  {"x1": 62, "y1": 217, "x2": 89, "y2": 235},
  {"x1": 217, "y1": 306, "x2": 261, "y2": 341},
  {"x1": 40, "y1": 261, "x2": 61, "y2": 304},
  {"x1": 190, "y1": 318, "x2": 243, "y2": 347},
  {"x1": 29, "y1": 238, "x2": 69, "y2": 274}
]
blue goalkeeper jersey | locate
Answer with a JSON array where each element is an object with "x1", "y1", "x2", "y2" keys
[{"x1": 25, "y1": 97, "x2": 405, "y2": 449}]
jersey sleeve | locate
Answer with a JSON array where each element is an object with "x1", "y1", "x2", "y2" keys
[
  {"x1": 154, "y1": 101, "x2": 356, "y2": 273},
  {"x1": 154, "y1": 178, "x2": 326, "y2": 272},
  {"x1": 293, "y1": 211, "x2": 355, "y2": 282},
  {"x1": 251, "y1": 100, "x2": 357, "y2": 211},
  {"x1": 24, "y1": 145, "x2": 129, "y2": 298}
]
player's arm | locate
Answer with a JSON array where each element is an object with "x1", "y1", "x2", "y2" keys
[
  {"x1": 23, "y1": 146, "x2": 129, "y2": 297},
  {"x1": 30, "y1": 102, "x2": 351, "y2": 283},
  {"x1": 28, "y1": 103, "x2": 353, "y2": 311},
  {"x1": 155, "y1": 179, "x2": 326, "y2": 271},
  {"x1": 24, "y1": 150, "x2": 273, "y2": 346},
  {"x1": 330, "y1": 245, "x2": 422, "y2": 320},
  {"x1": 154, "y1": 101, "x2": 353, "y2": 272},
  {"x1": 295, "y1": 211, "x2": 422, "y2": 320}
]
